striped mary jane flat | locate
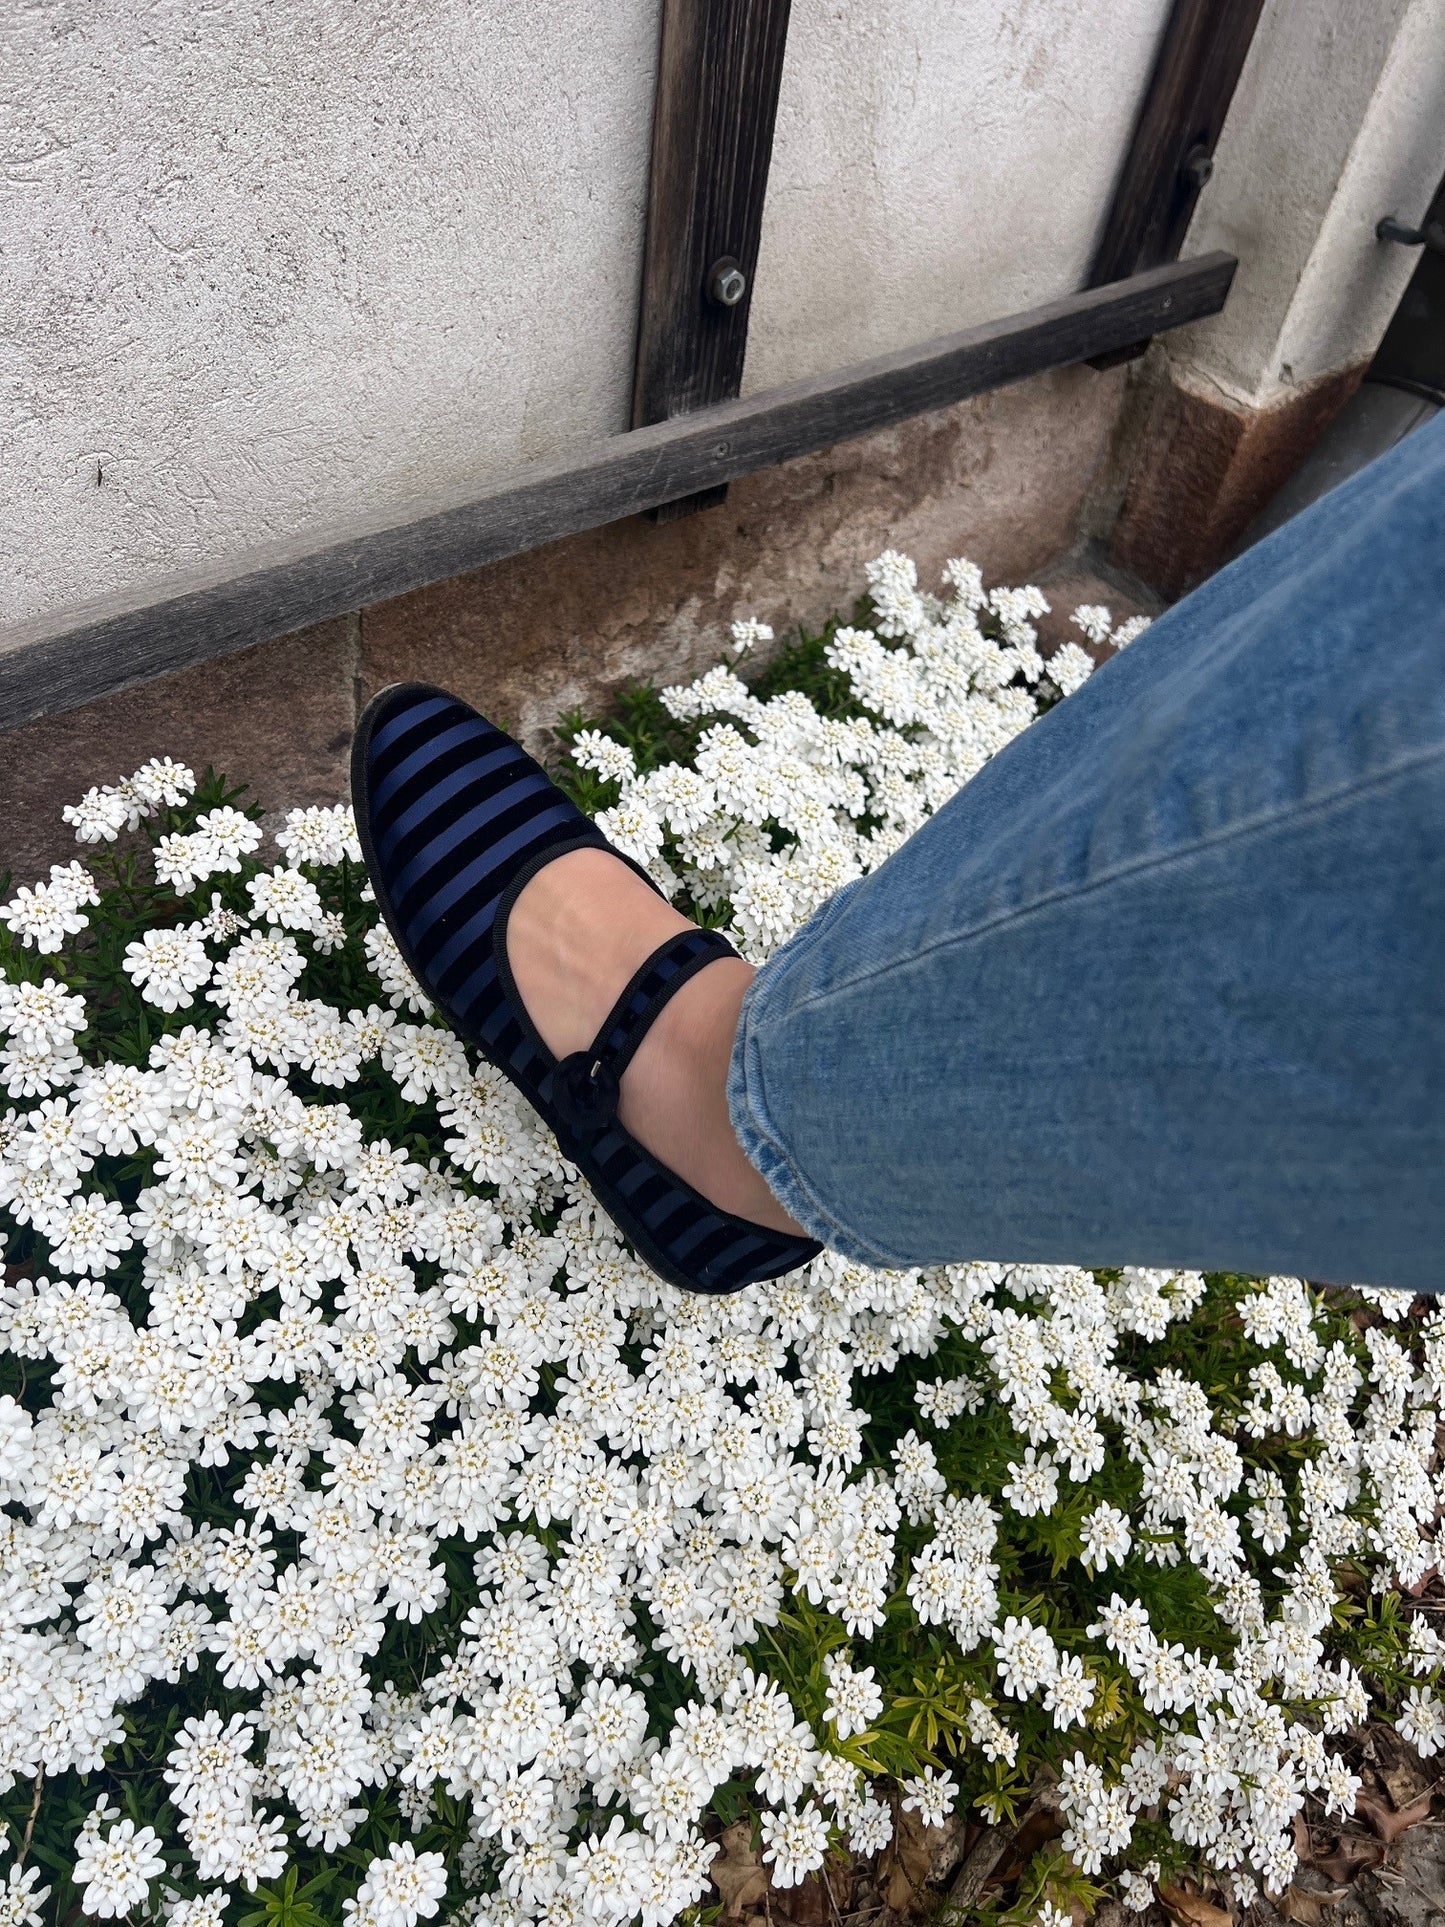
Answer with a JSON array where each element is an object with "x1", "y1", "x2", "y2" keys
[{"x1": 350, "y1": 683, "x2": 823, "y2": 1294}]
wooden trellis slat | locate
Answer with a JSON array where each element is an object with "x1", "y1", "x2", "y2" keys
[
  {"x1": 1087, "y1": 0, "x2": 1267, "y2": 366},
  {"x1": 632, "y1": 0, "x2": 793, "y2": 517},
  {"x1": 0, "y1": 253, "x2": 1235, "y2": 735}
]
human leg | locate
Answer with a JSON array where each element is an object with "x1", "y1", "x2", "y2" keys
[{"x1": 729, "y1": 415, "x2": 1445, "y2": 1289}]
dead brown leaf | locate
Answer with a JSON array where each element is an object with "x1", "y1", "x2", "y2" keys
[
  {"x1": 1294, "y1": 1815, "x2": 1386, "y2": 1887},
  {"x1": 1275, "y1": 1884, "x2": 1350, "y2": 1925},
  {"x1": 710, "y1": 1820, "x2": 771, "y2": 1921},
  {"x1": 1380, "y1": 1762, "x2": 1433, "y2": 1808},
  {"x1": 774, "y1": 1883, "x2": 825, "y2": 1927},
  {"x1": 881, "y1": 1802, "x2": 934, "y2": 1914},
  {"x1": 1368, "y1": 1722, "x2": 1436, "y2": 1807},
  {"x1": 1158, "y1": 1882, "x2": 1233, "y2": 1927},
  {"x1": 770, "y1": 1853, "x2": 852, "y2": 1927},
  {"x1": 995, "y1": 1801, "x2": 1066, "y2": 1885},
  {"x1": 1312, "y1": 1836, "x2": 1385, "y2": 1885},
  {"x1": 1355, "y1": 1787, "x2": 1435, "y2": 1844}
]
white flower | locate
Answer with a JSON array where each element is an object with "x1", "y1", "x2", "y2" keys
[
  {"x1": 759, "y1": 1801, "x2": 829, "y2": 1888},
  {"x1": 1043, "y1": 1654, "x2": 1097, "y2": 1730},
  {"x1": 0, "y1": 1864, "x2": 50, "y2": 1927},
  {"x1": 164, "y1": 1894, "x2": 231, "y2": 1927},
  {"x1": 74, "y1": 1819, "x2": 167, "y2": 1918},
  {"x1": 1070, "y1": 604, "x2": 1113, "y2": 645},
  {"x1": 892, "y1": 1428, "x2": 946, "y2": 1520},
  {"x1": 131, "y1": 757, "x2": 198, "y2": 809},
  {"x1": 943, "y1": 557, "x2": 985, "y2": 608},
  {"x1": 848, "y1": 1796, "x2": 894, "y2": 1856},
  {"x1": 1398, "y1": 1686, "x2": 1445, "y2": 1757},
  {"x1": 0, "y1": 865, "x2": 99, "y2": 951},
  {"x1": 730, "y1": 617, "x2": 773, "y2": 656},
  {"x1": 154, "y1": 833, "x2": 208, "y2": 893},
  {"x1": 966, "y1": 1697, "x2": 1019, "y2": 1766},
  {"x1": 194, "y1": 807, "x2": 265, "y2": 875},
  {"x1": 1119, "y1": 1864, "x2": 1159, "y2": 1912},
  {"x1": 1002, "y1": 1446, "x2": 1059, "y2": 1517},
  {"x1": 865, "y1": 549, "x2": 924, "y2": 637},
  {"x1": 346, "y1": 1843, "x2": 448, "y2": 1927},
  {"x1": 630, "y1": 1744, "x2": 712, "y2": 1840},
  {"x1": 659, "y1": 664, "x2": 756, "y2": 724},
  {"x1": 571, "y1": 731, "x2": 638, "y2": 786},
  {"x1": 729, "y1": 862, "x2": 799, "y2": 954},
  {"x1": 594, "y1": 800, "x2": 665, "y2": 867},
  {"x1": 1047, "y1": 641, "x2": 1095, "y2": 697},
  {"x1": 0, "y1": 975, "x2": 87, "y2": 1049},
  {"x1": 123, "y1": 925, "x2": 214, "y2": 1011},
  {"x1": 41, "y1": 1192, "x2": 134, "y2": 1274},
  {"x1": 993, "y1": 1616, "x2": 1058, "y2": 1699},
  {"x1": 822, "y1": 1654, "x2": 883, "y2": 1740},
  {"x1": 363, "y1": 925, "x2": 433, "y2": 1016},
  {"x1": 1112, "y1": 615, "x2": 1152, "y2": 647},
  {"x1": 63, "y1": 786, "x2": 132, "y2": 843},
  {"x1": 249, "y1": 865, "x2": 327, "y2": 933},
  {"x1": 901, "y1": 1766, "x2": 958, "y2": 1826},
  {"x1": 1080, "y1": 1502, "x2": 1132, "y2": 1570},
  {"x1": 275, "y1": 804, "x2": 361, "y2": 867},
  {"x1": 570, "y1": 1816, "x2": 648, "y2": 1926}
]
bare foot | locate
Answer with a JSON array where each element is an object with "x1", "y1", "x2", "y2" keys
[{"x1": 506, "y1": 847, "x2": 806, "y2": 1234}]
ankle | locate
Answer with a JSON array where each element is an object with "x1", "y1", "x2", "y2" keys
[
  {"x1": 508, "y1": 847, "x2": 807, "y2": 1238},
  {"x1": 622, "y1": 959, "x2": 805, "y2": 1235}
]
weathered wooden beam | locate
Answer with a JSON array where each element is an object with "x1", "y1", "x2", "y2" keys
[
  {"x1": 632, "y1": 0, "x2": 793, "y2": 518},
  {"x1": 1087, "y1": 0, "x2": 1265, "y2": 366},
  {"x1": 0, "y1": 252, "x2": 1236, "y2": 735}
]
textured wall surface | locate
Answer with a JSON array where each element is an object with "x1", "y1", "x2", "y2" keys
[
  {"x1": 1168, "y1": 0, "x2": 1445, "y2": 407},
  {"x1": 745, "y1": 0, "x2": 1173, "y2": 390},
  {"x1": 2, "y1": 0, "x2": 661, "y2": 629},
  {"x1": 8, "y1": 0, "x2": 1436, "y2": 750},
  {"x1": 2, "y1": 0, "x2": 1171, "y2": 643}
]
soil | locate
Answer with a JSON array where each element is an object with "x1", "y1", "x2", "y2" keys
[{"x1": 708, "y1": 1725, "x2": 1445, "y2": 1927}]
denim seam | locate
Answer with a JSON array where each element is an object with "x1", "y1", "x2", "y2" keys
[{"x1": 774, "y1": 739, "x2": 1445, "y2": 1016}]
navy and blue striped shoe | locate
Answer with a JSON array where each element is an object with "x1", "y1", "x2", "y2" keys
[{"x1": 350, "y1": 683, "x2": 823, "y2": 1294}]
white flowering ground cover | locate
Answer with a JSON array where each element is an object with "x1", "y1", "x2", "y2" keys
[{"x1": 0, "y1": 552, "x2": 1440, "y2": 1927}]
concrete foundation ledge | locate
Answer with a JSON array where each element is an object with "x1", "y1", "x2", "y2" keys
[
  {"x1": 1107, "y1": 357, "x2": 1368, "y2": 600},
  {"x1": 0, "y1": 364, "x2": 1125, "y2": 881}
]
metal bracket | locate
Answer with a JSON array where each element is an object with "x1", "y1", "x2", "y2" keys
[{"x1": 1377, "y1": 215, "x2": 1445, "y2": 258}]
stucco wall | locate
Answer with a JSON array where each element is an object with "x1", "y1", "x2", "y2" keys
[
  {"x1": 2, "y1": 0, "x2": 662, "y2": 630},
  {"x1": 1169, "y1": 0, "x2": 1445, "y2": 408},
  {"x1": 2, "y1": 0, "x2": 1176, "y2": 640},
  {"x1": 746, "y1": 0, "x2": 1172, "y2": 389}
]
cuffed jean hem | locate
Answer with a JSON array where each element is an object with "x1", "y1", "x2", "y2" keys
[{"x1": 726, "y1": 881, "x2": 916, "y2": 1271}]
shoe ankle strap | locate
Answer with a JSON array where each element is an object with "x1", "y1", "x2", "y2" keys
[{"x1": 549, "y1": 927, "x2": 739, "y2": 1138}]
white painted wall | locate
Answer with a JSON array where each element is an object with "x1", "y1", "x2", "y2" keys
[
  {"x1": 1, "y1": 0, "x2": 661, "y2": 629},
  {"x1": 2, "y1": 0, "x2": 1183, "y2": 638},
  {"x1": 4, "y1": 0, "x2": 1438, "y2": 640},
  {"x1": 746, "y1": 0, "x2": 1174, "y2": 390},
  {"x1": 1168, "y1": 0, "x2": 1445, "y2": 408}
]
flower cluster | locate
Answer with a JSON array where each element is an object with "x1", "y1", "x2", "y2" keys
[
  {"x1": 571, "y1": 553, "x2": 1150, "y2": 964},
  {"x1": 0, "y1": 555, "x2": 1434, "y2": 1927}
]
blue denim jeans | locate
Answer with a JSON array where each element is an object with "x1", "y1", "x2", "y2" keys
[{"x1": 727, "y1": 413, "x2": 1445, "y2": 1292}]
